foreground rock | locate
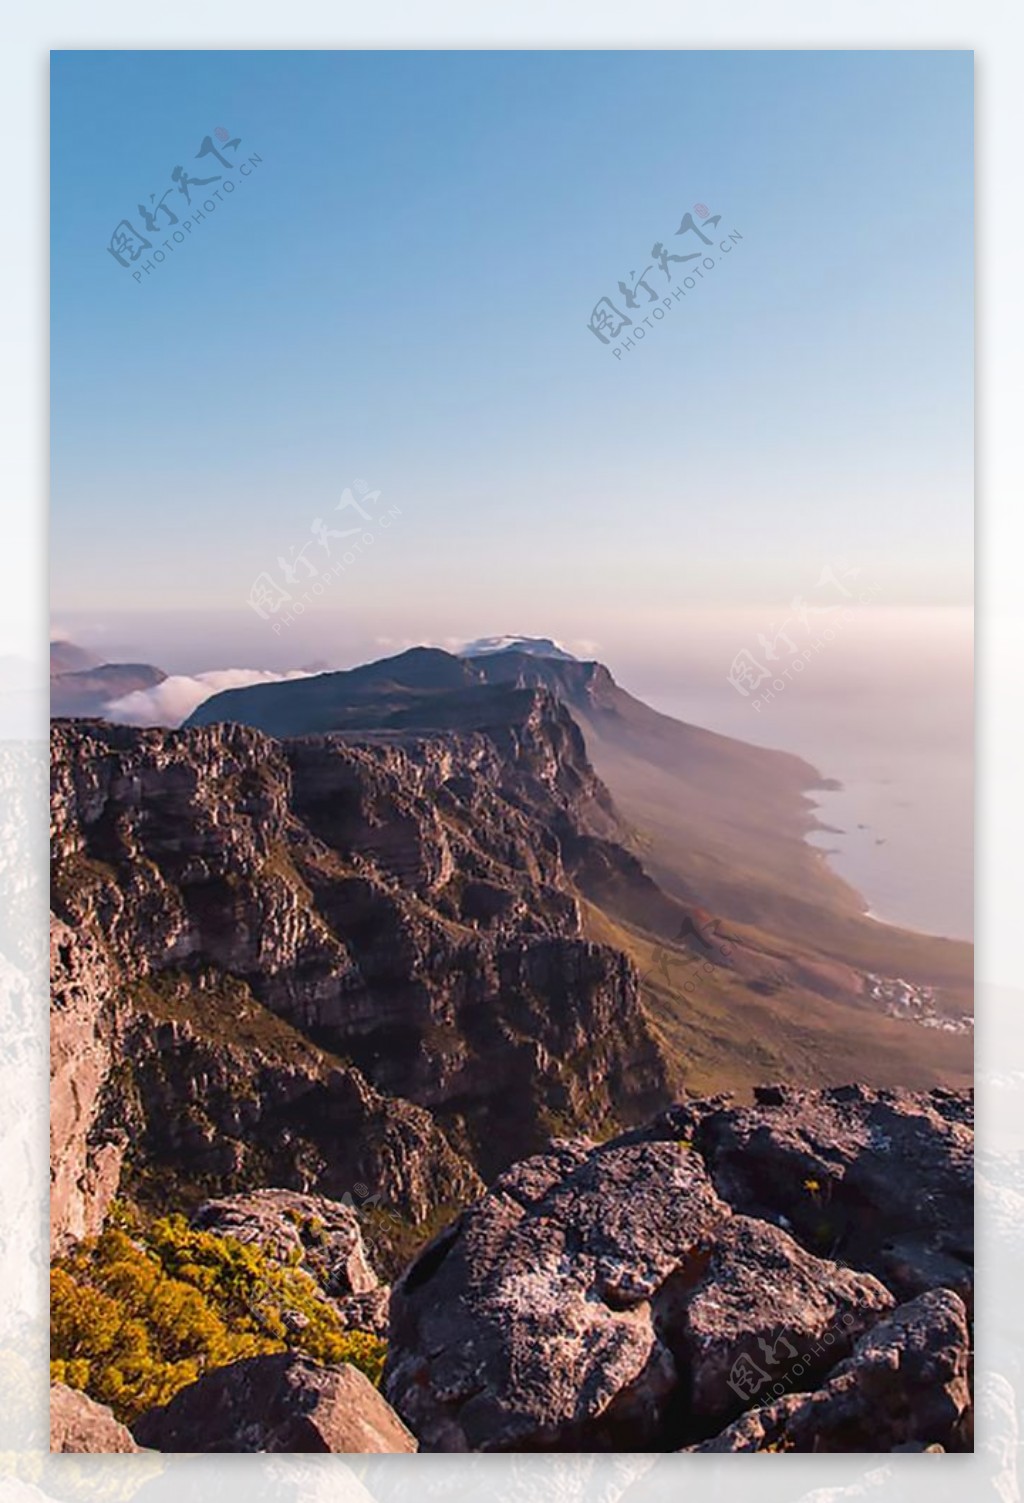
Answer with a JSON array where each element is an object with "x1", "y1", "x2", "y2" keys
[
  {"x1": 50, "y1": 1383, "x2": 142, "y2": 1453},
  {"x1": 192, "y1": 1188, "x2": 379, "y2": 1296},
  {"x1": 133, "y1": 1355, "x2": 416, "y2": 1453},
  {"x1": 385, "y1": 1133, "x2": 893, "y2": 1450},
  {"x1": 669, "y1": 1084, "x2": 973, "y2": 1304},
  {"x1": 689, "y1": 1289, "x2": 972, "y2": 1451}
]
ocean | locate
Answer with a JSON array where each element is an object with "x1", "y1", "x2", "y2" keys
[{"x1": 612, "y1": 607, "x2": 973, "y2": 943}]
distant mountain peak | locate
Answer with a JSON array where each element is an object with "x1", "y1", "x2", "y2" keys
[
  {"x1": 50, "y1": 639, "x2": 100, "y2": 676},
  {"x1": 458, "y1": 636, "x2": 578, "y2": 662}
]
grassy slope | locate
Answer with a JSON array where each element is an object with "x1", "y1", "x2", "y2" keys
[
  {"x1": 562, "y1": 681, "x2": 971, "y2": 1096},
  {"x1": 569, "y1": 688, "x2": 973, "y2": 1010},
  {"x1": 580, "y1": 899, "x2": 972, "y2": 1101}
]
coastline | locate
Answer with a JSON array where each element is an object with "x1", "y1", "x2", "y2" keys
[{"x1": 803, "y1": 778, "x2": 972, "y2": 945}]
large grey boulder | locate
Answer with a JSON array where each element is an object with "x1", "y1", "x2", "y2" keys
[
  {"x1": 133, "y1": 1354, "x2": 416, "y2": 1453},
  {"x1": 385, "y1": 1133, "x2": 892, "y2": 1450},
  {"x1": 688, "y1": 1289, "x2": 972, "y2": 1452},
  {"x1": 668, "y1": 1084, "x2": 973, "y2": 1303}
]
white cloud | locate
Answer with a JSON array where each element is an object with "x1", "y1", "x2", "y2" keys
[{"x1": 104, "y1": 669, "x2": 313, "y2": 728}]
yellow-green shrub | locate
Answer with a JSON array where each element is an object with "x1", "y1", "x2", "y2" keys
[{"x1": 51, "y1": 1212, "x2": 386, "y2": 1424}]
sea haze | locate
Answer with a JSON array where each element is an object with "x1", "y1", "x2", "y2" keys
[{"x1": 614, "y1": 607, "x2": 973, "y2": 943}]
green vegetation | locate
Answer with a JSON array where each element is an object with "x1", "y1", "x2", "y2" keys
[
  {"x1": 126, "y1": 970, "x2": 335, "y2": 1070},
  {"x1": 577, "y1": 896, "x2": 972, "y2": 1101},
  {"x1": 50, "y1": 1207, "x2": 386, "y2": 1425}
]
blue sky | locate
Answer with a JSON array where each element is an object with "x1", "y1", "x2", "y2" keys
[{"x1": 51, "y1": 50, "x2": 972, "y2": 669}]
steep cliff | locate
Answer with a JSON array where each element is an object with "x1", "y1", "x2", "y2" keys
[{"x1": 50, "y1": 691, "x2": 668, "y2": 1243}]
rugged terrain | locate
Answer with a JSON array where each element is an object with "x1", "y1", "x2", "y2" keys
[
  {"x1": 384, "y1": 1084, "x2": 972, "y2": 1452},
  {"x1": 49, "y1": 1086, "x2": 975, "y2": 1454},
  {"x1": 49, "y1": 644, "x2": 974, "y2": 1454},
  {"x1": 50, "y1": 687, "x2": 670, "y2": 1250}
]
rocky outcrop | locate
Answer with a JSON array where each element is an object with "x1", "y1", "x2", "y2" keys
[
  {"x1": 114, "y1": 973, "x2": 483, "y2": 1232},
  {"x1": 666, "y1": 1083, "x2": 974, "y2": 1303},
  {"x1": 50, "y1": 1383, "x2": 142, "y2": 1453},
  {"x1": 49, "y1": 916, "x2": 126, "y2": 1252},
  {"x1": 50, "y1": 706, "x2": 667, "y2": 1239},
  {"x1": 192, "y1": 1188, "x2": 379, "y2": 1295},
  {"x1": 689, "y1": 1289, "x2": 972, "y2": 1452},
  {"x1": 190, "y1": 1186, "x2": 393, "y2": 1329},
  {"x1": 385, "y1": 1134, "x2": 893, "y2": 1450},
  {"x1": 385, "y1": 1088, "x2": 972, "y2": 1453},
  {"x1": 333, "y1": 1287, "x2": 391, "y2": 1336},
  {"x1": 132, "y1": 1355, "x2": 416, "y2": 1453}
]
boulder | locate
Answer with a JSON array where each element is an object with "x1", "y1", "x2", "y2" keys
[
  {"x1": 133, "y1": 1354, "x2": 416, "y2": 1453},
  {"x1": 50, "y1": 1383, "x2": 142, "y2": 1453},
  {"x1": 385, "y1": 1133, "x2": 892, "y2": 1450},
  {"x1": 663, "y1": 1213, "x2": 893, "y2": 1433},
  {"x1": 666, "y1": 1085, "x2": 973, "y2": 1303},
  {"x1": 192, "y1": 1188, "x2": 378, "y2": 1295},
  {"x1": 334, "y1": 1287, "x2": 391, "y2": 1336},
  {"x1": 688, "y1": 1289, "x2": 971, "y2": 1452}
]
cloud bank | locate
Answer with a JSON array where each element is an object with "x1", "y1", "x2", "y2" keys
[{"x1": 104, "y1": 669, "x2": 313, "y2": 728}]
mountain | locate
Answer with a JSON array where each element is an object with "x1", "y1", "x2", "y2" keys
[
  {"x1": 463, "y1": 650, "x2": 973, "y2": 990},
  {"x1": 50, "y1": 643, "x2": 976, "y2": 1456},
  {"x1": 182, "y1": 645, "x2": 972, "y2": 1098},
  {"x1": 186, "y1": 648, "x2": 480, "y2": 737},
  {"x1": 458, "y1": 635, "x2": 578, "y2": 661},
  {"x1": 50, "y1": 690, "x2": 670, "y2": 1249},
  {"x1": 51, "y1": 661, "x2": 167, "y2": 718},
  {"x1": 50, "y1": 639, "x2": 99, "y2": 676}
]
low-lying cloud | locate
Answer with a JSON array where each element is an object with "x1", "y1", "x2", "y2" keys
[{"x1": 104, "y1": 669, "x2": 313, "y2": 728}]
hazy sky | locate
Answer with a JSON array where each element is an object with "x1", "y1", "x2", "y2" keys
[{"x1": 51, "y1": 50, "x2": 972, "y2": 667}]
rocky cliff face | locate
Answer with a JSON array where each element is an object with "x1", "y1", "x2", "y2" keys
[
  {"x1": 50, "y1": 694, "x2": 667, "y2": 1244},
  {"x1": 50, "y1": 916, "x2": 125, "y2": 1251}
]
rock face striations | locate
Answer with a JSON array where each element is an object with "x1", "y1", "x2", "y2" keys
[{"x1": 50, "y1": 690, "x2": 667, "y2": 1246}]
